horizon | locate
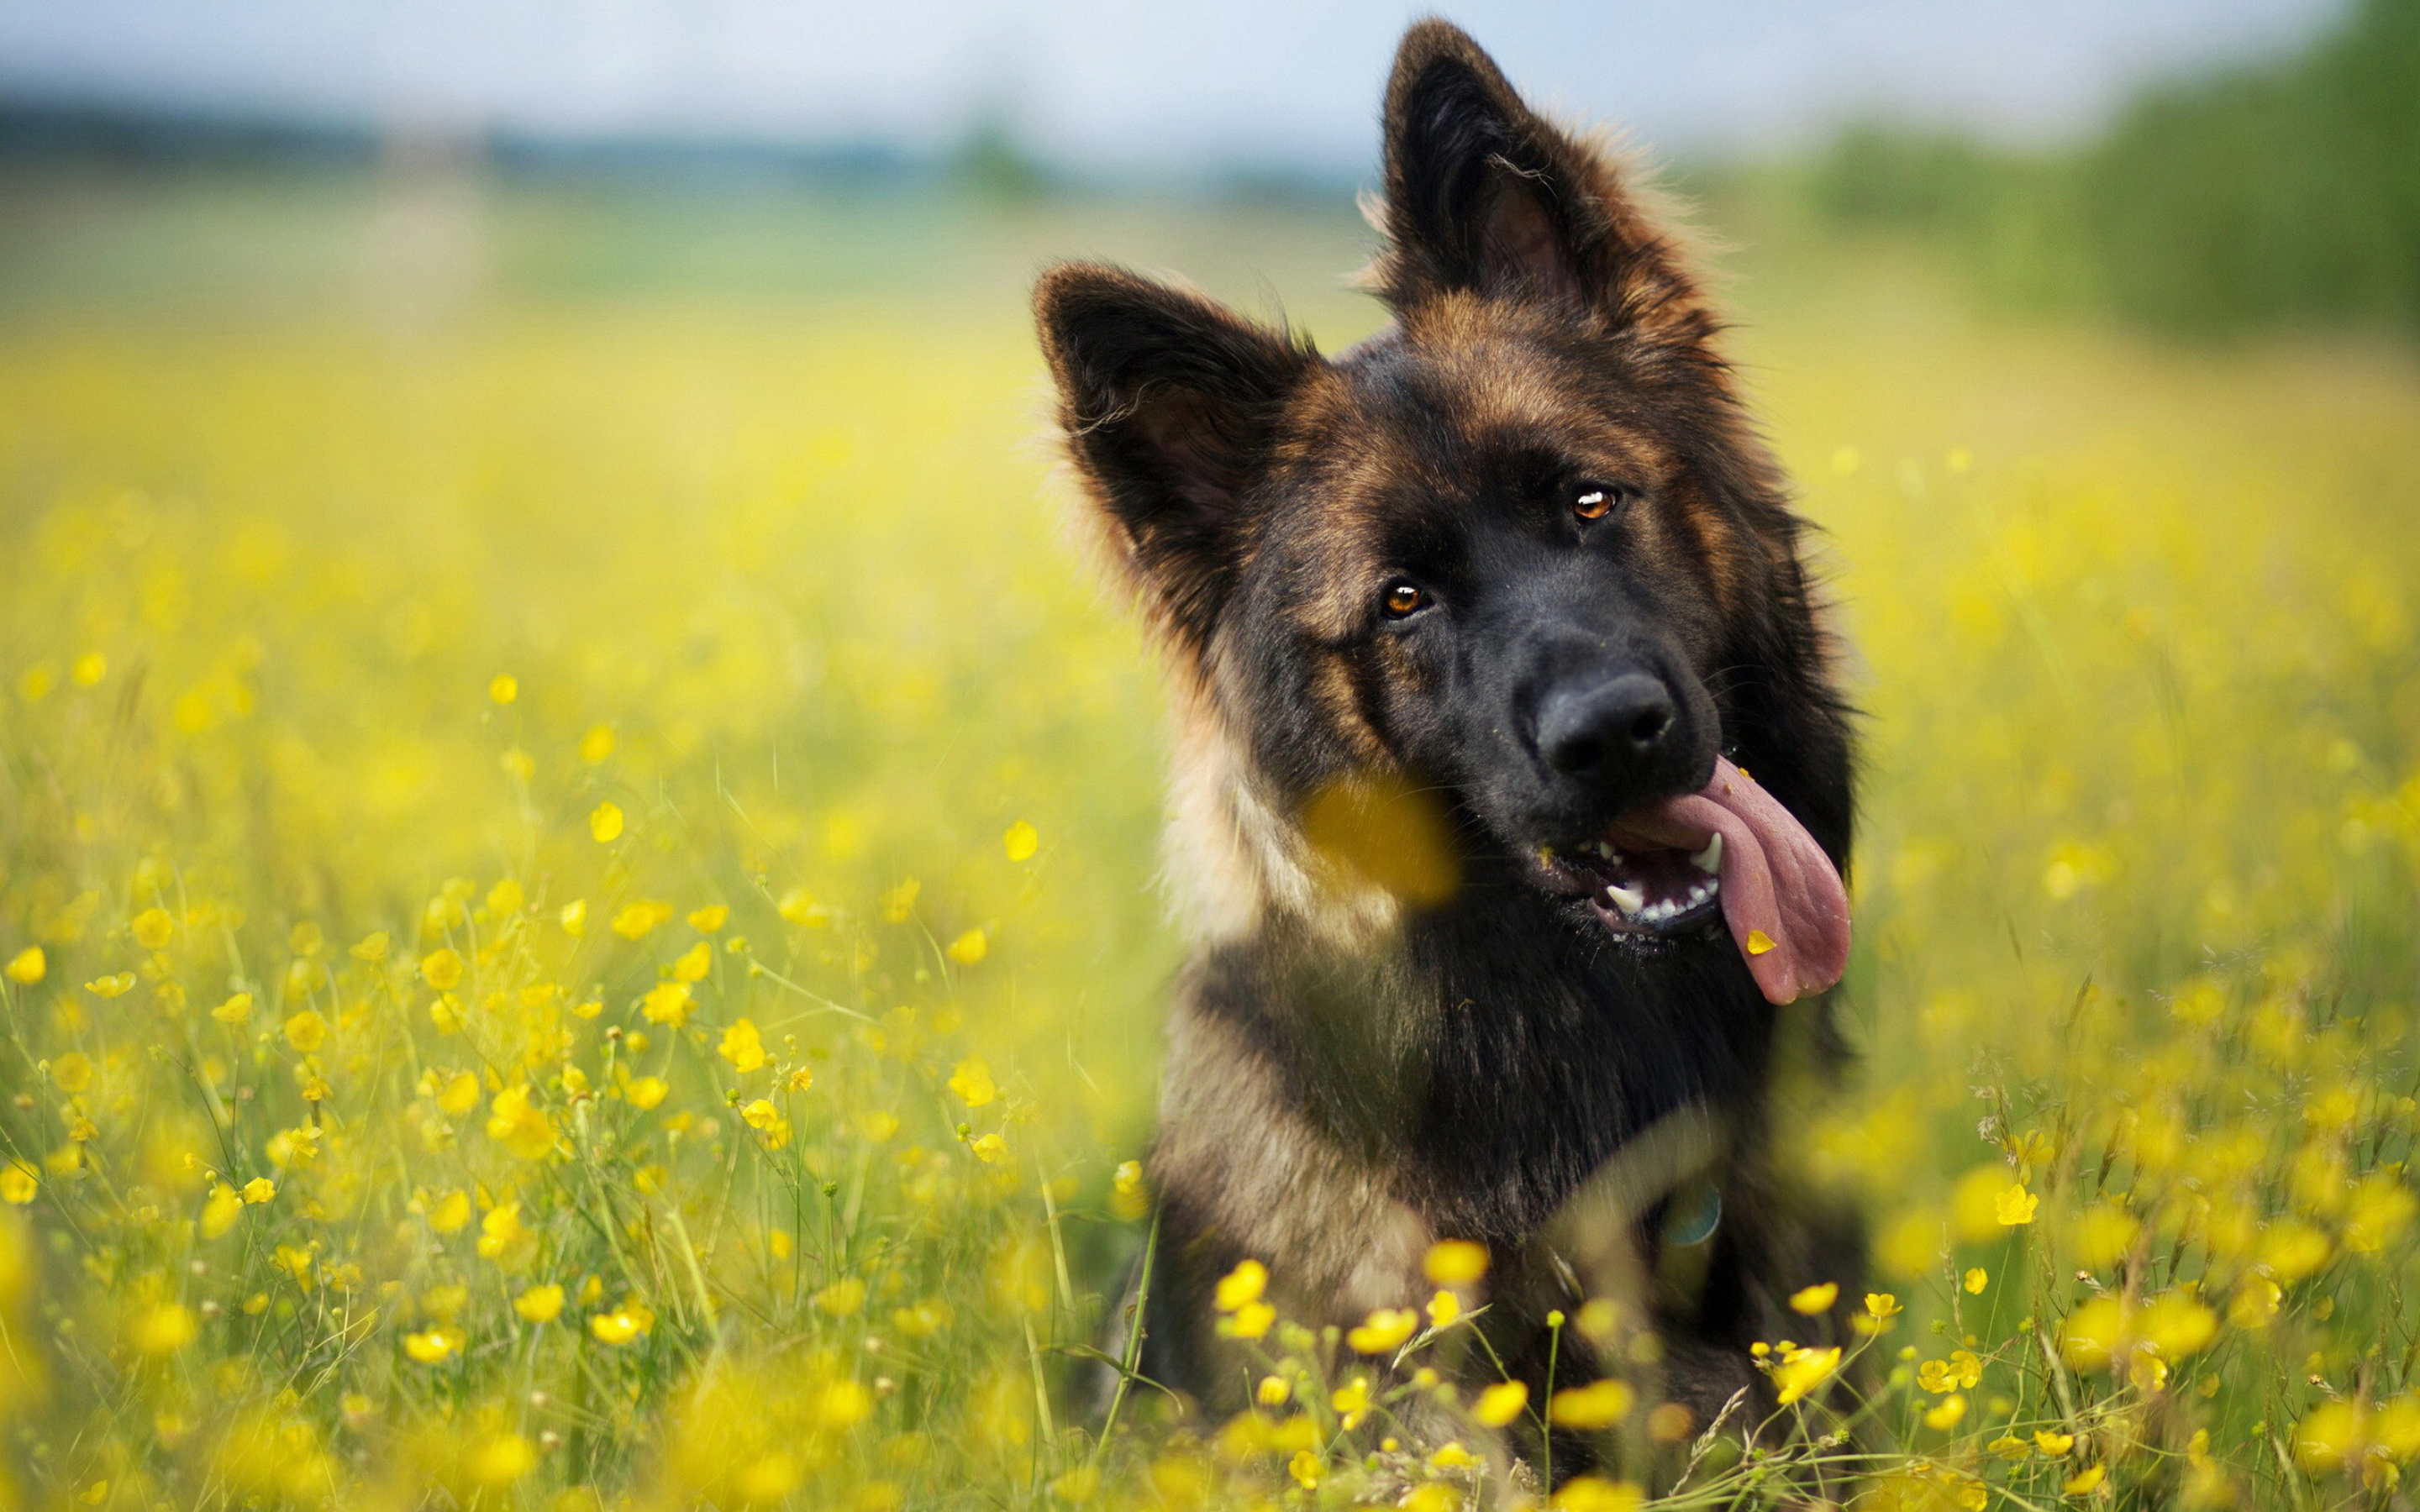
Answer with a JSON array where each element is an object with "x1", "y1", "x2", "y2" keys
[{"x1": 0, "y1": 0, "x2": 2348, "y2": 179}]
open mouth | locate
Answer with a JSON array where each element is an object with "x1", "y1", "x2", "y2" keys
[
  {"x1": 1531, "y1": 756, "x2": 1854, "y2": 1005},
  {"x1": 1547, "y1": 834, "x2": 1724, "y2": 936}
]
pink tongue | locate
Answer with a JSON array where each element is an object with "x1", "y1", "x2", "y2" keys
[{"x1": 1606, "y1": 757, "x2": 1849, "y2": 1005}]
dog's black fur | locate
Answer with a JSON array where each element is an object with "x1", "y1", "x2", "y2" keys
[{"x1": 1035, "y1": 18, "x2": 1859, "y2": 1481}]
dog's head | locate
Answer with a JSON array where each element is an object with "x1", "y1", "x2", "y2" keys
[{"x1": 1036, "y1": 23, "x2": 1848, "y2": 1000}]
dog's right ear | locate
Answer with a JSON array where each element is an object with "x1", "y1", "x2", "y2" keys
[{"x1": 1035, "y1": 263, "x2": 1318, "y2": 646}]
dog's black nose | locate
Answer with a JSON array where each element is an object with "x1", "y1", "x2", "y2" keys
[{"x1": 1537, "y1": 673, "x2": 1678, "y2": 784}]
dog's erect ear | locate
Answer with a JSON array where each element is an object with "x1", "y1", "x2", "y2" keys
[
  {"x1": 1371, "y1": 20, "x2": 1703, "y2": 335},
  {"x1": 1035, "y1": 263, "x2": 1318, "y2": 644}
]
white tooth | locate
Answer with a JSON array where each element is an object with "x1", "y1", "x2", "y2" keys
[
  {"x1": 1691, "y1": 833, "x2": 1723, "y2": 874},
  {"x1": 1594, "y1": 841, "x2": 1615, "y2": 860},
  {"x1": 1604, "y1": 883, "x2": 1645, "y2": 914}
]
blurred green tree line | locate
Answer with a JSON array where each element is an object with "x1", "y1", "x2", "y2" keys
[{"x1": 1807, "y1": 0, "x2": 2419, "y2": 337}]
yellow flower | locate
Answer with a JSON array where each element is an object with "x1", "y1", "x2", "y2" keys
[
  {"x1": 814, "y1": 1277, "x2": 867, "y2": 1316},
  {"x1": 559, "y1": 900, "x2": 587, "y2": 937},
  {"x1": 1003, "y1": 821, "x2": 1039, "y2": 861},
  {"x1": 580, "y1": 725, "x2": 615, "y2": 763},
  {"x1": 2063, "y1": 1465, "x2": 2106, "y2": 1495},
  {"x1": 1549, "y1": 1378, "x2": 1635, "y2": 1430},
  {"x1": 210, "y1": 992, "x2": 255, "y2": 1026},
  {"x1": 282, "y1": 1010, "x2": 327, "y2": 1052},
  {"x1": 241, "y1": 1177, "x2": 276, "y2": 1204},
  {"x1": 2262, "y1": 1218, "x2": 2332, "y2": 1281},
  {"x1": 419, "y1": 948, "x2": 463, "y2": 990},
  {"x1": 613, "y1": 900, "x2": 673, "y2": 939},
  {"x1": 130, "y1": 1302, "x2": 197, "y2": 1356},
  {"x1": 4, "y1": 947, "x2": 45, "y2": 984},
  {"x1": 1213, "y1": 1258, "x2": 1266, "y2": 1312},
  {"x1": 968, "y1": 1132, "x2": 1007, "y2": 1163},
  {"x1": 1865, "y1": 1291, "x2": 1902, "y2": 1320},
  {"x1": 1218, "y1": 1302, "x2": 1274, "y2": 1341},
  {"x1": 476, "y1": 1203, "x2": 534, "y2": 1263},
  {"x1": 1347, "y1": 1307, "x2": 1419, "y2": 1355},
  {"x1": 350, "y1": 931, "x2": 389, "y2": 962},
  {"x1": 687, "y1": 905, "x2": 729, "y2": 932},
  {"x1": 777, "y1": 888, "x2": 827, "y2": 927},
  {"x1": 1923, "y1": 1394, "x2": 1967, "y2": 1431},
  {"x1": 588, "y1": 1299, "x2": 653, "y2": 1345},
  {"x1": 1744, "y1": 929, "x2": 1777, "y2": 956},
  {"x1": 945, "y1": 927, "x2": 987, "y2": 964},
  {"x1": 741, "y1": 1099, "x2": 794, "y2": 1150},
  {"x1": 434, "y1": 1070, "x2": 481, "y2": 1116},
  {"x1": 2035, "y1": 1431, "x2": 2075, "y2": 1456},
  {"x1": 51, "y1": 1051, "x2": 93, "y2": 1093},
  {"x1": 947, "y1": 1058, "x2": 997, "y2": 1108},
  {"x1": 891, "y1": 1299, "x2": 950, "y2": 1337},
  {"x1": 2137, "y1": 1292, "x2": 2218, "y2": 1360},
  {"x1": 1330, "y1": 1375, "x2": 1372, "y2": 1428},
  {"x1": 0, "y1": 1164, "x2": 37, "y2": 1205},
  {"x1": 486, "y1": 878, "x2": 524, "y2": 916},
  {"x1": 84, "y1": 973, "x2": 134, "y2": 999},
  {"x1": 625, "y1": 1076, "x2": 668, "y2": 1110},
  {"x1": 1963, "y1": 1267, "x2": 1989, "y2": 1294},
  {"x1": 1424, "y1": 1238, "x2": 1490, "y2": 1285},
  {"x1": 429, "y1": 1189, "x2": 471, "y2": 1233},
  {"x1": 879, "y1": 879, "x2": 920, "y2": 922},
  {"x1": 71, "y1": 651, "x2": 106, "y2": 685},
  {"x1": 1473, "y1": 1379, "x2": 1530, "y2": 1427},
  {"x1": 1771, "y1": 1346, "x2": 1841, "y2": 1405},
  {"x1": 1256, "y1": 1375, "x2": 1291, "y2": 1406},
  {"x1": 402, "y1": 1330, "x2": 456, "y2": 1364},
  {"x1": 131, "y1": 907, "x2": 175, "y2": 949},
  {"x1": 1551, "y1": 1477, "x2": 1643, "y2": 1512},
  {"x1": 485, "y1": 1084, "x2": 556, "y2": 1160},
  {"x1": 672, "y1": 941, "x2": 713, "y2": 982},
  {"x1": 1287, "y1": 1449, "x2": 1320, "y2": 1490},
  {"x1": 589, "y1": 802, "x2": 624, "y2": 843},
  {"x1": 1426, "y1": 1289, "x2": 1461, "y2": 1329},
  {"x1": 2344, "y1": 1174, "x2": 2417, "y2": 1252},
  {"x1": 488, "y1": 673, "x2": 518, "y2": 704},
  {"x1": 1430, "y1": 1441, "x2": 1477, "y2": 1469},
  {"x1": 1994, "y1": 1184, "x2": 2038, "y2": 1226},
  {"x1": 717, "y1": 1017, "x2": 766, "y2": 1072},
  {"x1": 1788, "y1": 1282, "x2": 1838, "y2": 1315},
  {"x1": 1987, "y1": 1435, "x2": 2031, "y2": 1461},
  {"x1": 199, "y1": 1184, "x2": 240, "y2": 1236},
  {"x1": 640, "y1": 983, "x2": 692, "y2": 1026}
]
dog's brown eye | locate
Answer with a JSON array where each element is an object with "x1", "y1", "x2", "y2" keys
[
  {"x1": 1571, "y1": 483, "x2": 1617, "y2": 521},
  {"x1": 1382, "y1": 582, "x2": 1426, "y2": 617}
]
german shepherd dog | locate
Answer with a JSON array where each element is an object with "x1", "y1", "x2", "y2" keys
[{"x1": 1034, "y1": 19, "x2": 1858, "y2": 1480}]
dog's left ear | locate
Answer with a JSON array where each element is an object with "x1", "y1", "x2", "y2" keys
[{"x1": 1370, "y1": 20, "x2": 1704, "y2": 337}]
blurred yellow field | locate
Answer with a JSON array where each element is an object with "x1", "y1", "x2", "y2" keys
[{"x1": 3, "y1": 194, "x2": 2418, "y2": 1508}]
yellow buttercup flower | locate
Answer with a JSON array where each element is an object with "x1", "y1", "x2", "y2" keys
[
  {"x1": 1423, "y1": 1238, "x2": 1489, "y2": 1285},
  {"x1": 717, "y1": 1017, "x2": 766, "y2": 1072},
  {"x1": 1788, "y1": 1282, "x2": 1839, "y2": 1315},
  {"x1": 947, "y1": 1058, "x2": 997, "y2": 1108},
  {"x1": 1473, "y1": 1380, "x2": 1530, "y2": 1427},
  {"x1": 1346, "y1": 1307, "x2": 1418, "y2": 1354},
  {"x1": 1549, "y1": 1378, "x2": 1634, "y2": 1430},
  {"x1": 1994, "y1": 1184, "x2": 2038, "y2": 1226}
]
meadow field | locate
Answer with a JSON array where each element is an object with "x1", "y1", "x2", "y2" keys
[{"x1": 2, "y1": 168, "x2": 2418, "y2": 1509}]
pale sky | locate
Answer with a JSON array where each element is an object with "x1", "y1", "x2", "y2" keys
[{"x1": 0, "y1": 0, "x2": 2344, "y2": 173}]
